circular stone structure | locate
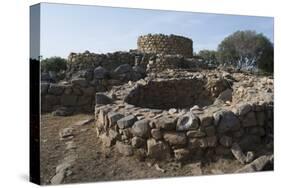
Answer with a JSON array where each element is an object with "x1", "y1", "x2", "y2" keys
[
  {"x1": 137, "y1": 34, "x2": 193, "y2": 57},
  {"x1": 95, "y1": 69, "x2": 273, "y2": 162}
]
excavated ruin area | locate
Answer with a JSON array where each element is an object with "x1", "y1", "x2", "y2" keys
[
  {"x1": 95, "y1": 69, "x2": 273, "y2": 166},
  {"x1": 124, "y1": 78, "x2": 216, "y2": 109}
]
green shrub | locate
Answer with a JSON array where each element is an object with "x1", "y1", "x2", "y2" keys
[{"x1": 41, "y1": 56, "x2": 67, "y2": 72}]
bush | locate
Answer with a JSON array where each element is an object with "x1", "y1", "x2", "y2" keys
[
  {"x1": 217, "y1": 30, "x2": 273, "y2": 73},
  {"x1": 41, "y1": 57, "x2": 67, "y2": 72},
  {"x1": 198, "y1": 50, "x2": 219, "y2": 66}
]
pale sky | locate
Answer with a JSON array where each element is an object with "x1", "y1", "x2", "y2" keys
[{"x1": 39, "y1": 3, "x2": 274, "y2": 58}]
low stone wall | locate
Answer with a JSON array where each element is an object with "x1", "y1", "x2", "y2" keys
[
  {"x1": 137, "y1": 34, "x2": 193, "y2": 57},
  {"x1": 41, "y1": 79, "x2": 96, "y2": 114},
  {"x1": 95, "y1": 100, "x2": 273, "y2": 161},
  {"x1": 94, "y1": 71, "x2": 273, "y2": 161}
]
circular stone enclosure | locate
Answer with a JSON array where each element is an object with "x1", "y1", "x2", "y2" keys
[{"x1": 124, "y1": 79, "x2": 220, "y2": 109}]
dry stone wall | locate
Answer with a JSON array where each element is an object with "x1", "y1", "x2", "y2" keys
[
  {"x1": 137, "y1": 34, "x2": 193, "y2": 57},
  {"x1": 94, "y1": 70, "x2": 273, "y2": 162}
]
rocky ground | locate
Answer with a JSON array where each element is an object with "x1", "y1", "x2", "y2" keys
[{"x1": 40, "y1": 113, "x2": 272, "y2": 185}]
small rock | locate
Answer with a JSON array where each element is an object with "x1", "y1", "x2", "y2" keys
[
  {"x1": 154, "y1": 163, "x2": 165, "y2": 173},
  {"x1": 168, "y1": 108, "x2": 177, "y2": 114},
  {"x1": 177, "y1": 112, "x2": 199, "y2": 131},
  {"x1": 131, "y1": 137, "x2": 145, "y2": 148},
  {"x1": 132, "y1": 119, "x2": 150, "y2": 138},
  {"x1": 147, "y1": 139, "x2": 171, "y2": 160},
  {"x1": 59, "y1": 128, "x2": 74, "y2": 139},
  {"x1": 73, "y1": 118, "x2": 94, "y2": 126},
  {"x1": 117, "y1": 115, "x2": 137, "y2": 129},
  {"x1": 116, "y1": 141, "x2": 133, "y2": 156},
  {"x1": 163, "y1": 132, "x2": 187, "y2": 145},
  {"x1": 174, "y1": 148, "x2": 191, "y2": 161},
  {"x1": 186, "y1": 130, "x2": 206, "y2": 138},
  {"x1": 50, "y1": 172, "x2": 65, "y2": 185},
  {"x1": 151, "y1": 128, "x2": 163, "y2": 140},
  {"x1": 231, "y1": 143, "x2": 247, "y2": 164},
  {"x1": 107, "y1": 112, "x2": 124, "y2": 127},
  {"x1": 217, "y1": 89, "x2": 232, "y2": 102},
  {"x1": 236, "y1": 154, "x2": 273, "y2": 173}
]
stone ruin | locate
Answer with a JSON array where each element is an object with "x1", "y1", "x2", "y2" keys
[{"x1": 41, "y1": 34, "x2": 273, "y2": 168}]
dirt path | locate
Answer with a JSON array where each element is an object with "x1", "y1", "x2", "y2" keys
[{"x1": 40, "y1": 113, "x2": 244, "y2": 185}]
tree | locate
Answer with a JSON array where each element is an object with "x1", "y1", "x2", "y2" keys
[
  {"x1": 198, "y1": 50, "x2": 219, "y2": 66},
  {"x1": 217, "y1": 30, "x2": 273, "y2": 72},
  {"x1": 41, "y1": 56, "x2": 67, "y2": 72}
]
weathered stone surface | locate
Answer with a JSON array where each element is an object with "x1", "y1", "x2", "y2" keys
[
  {"x1": 107, "y1": 112, "x2": 124, "y2": 127},
  {"x1": 71, "y1": 78, "x2": 88, "y2": 87},
  {"x1": 155, "y1": 116, "x2": 176, "y2": 130},
  {"x1": 41, "y1": 82, "x2": 49, "y2": 95},
  {"x1": 219, "y1": 136, "x2": 232, "y2": 147},
  {"x1": 94, "y1": 66, "x2": 108, "y2": 79},
  {"x1": 117, "y1": 115, "x2": 137, "y2": 129},
  {"x1": 131, "y1": 136, "x2": 145, "y2": 148},
  {"x1": 52, "y1": 107, "x2": 73, "y2": 116},
  {"x1": 50, "y1": 171, "x2": 65, "y2": 185},
  {"x1": 77, "y1": 96, "x2": 92, "y2": 106},
  {"x1": 163, "y1": 132, "x2": 187, "y2": 145},
  {"x1": 236, "y1": 155, "x2": 273, "y2": 173},
  {"x1": 48, "y1": 84, "x2": 65, "y2": 95},
  {"x1": 114, "y1": 64, "x2": 133, "y2": 74},
  {"x1": 234, "y1": 103, "x2": 252, "y2": 116},
  {"x1": 231, "y1": 143, "x2": 247, "y2": 164},
  {"x1": 206, "y1": 136, "x2": 218, "y2": 147},
  {"x1": 198, "y1": 112, "x2": 213, "y2": 127},
  {"x1": 242, "y1": 111, "x2": 257, "y2": 127},
  {"x1": 186, "y1": 130, "x2": 206, "y2": 138},
  {"x1": 217, "y1": 88, "x2": 232, "y2": 102},
  {"x1": 214, "y1": 110, "x2": 240, "y2": 133},
  {"x1": 61, "y1": 95, "x2": 78, "y2": 106},
  {"x1": 82, "y1": 87, "x2": 95, "y2": 96},
  {"x1": 116, "y1": 141, "x2": 133, "y2": 156},
  {"x1": 132, "y1": 119, "x2": 150, "y2": 138},
  {"x1": 256, "y1": 111, "x2": 265, "y2": 126},
  {"x1": 188, "y1": 138, "x2": 208, "y2": 148},
  {"x1": 151, "y1": 128, "x2": 163, "y2": 140},
  {"x1": 174, "y1": 148, "x2": 191, "y2": 161},
  {"x1": 177, "y1": 112, "x2": 199, "y2": 131},
  {"x1": 100, "y1": 133, "x2": 114, "y2": 147},
  {"x1": 204, "y1": 126, "x2": 216, "y2": 136},
  {"x1": 147, "y1": 138, "x2": 171, "y2": 160},
  {"x1": 59, "y1": 128, "x2": 74, "y2": 139},
  {"x1": 95, "y1": 93, "x2": 113, "y2": 105}
]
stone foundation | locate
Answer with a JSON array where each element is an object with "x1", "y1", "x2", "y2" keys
[{"x1": 94, "y1": 70, "x2": 273, "y2": 161}]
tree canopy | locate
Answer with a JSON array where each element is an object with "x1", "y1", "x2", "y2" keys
[
  {"x1": 198, "y1": 50, "x2": 219, "y2": 66},
  {"x1": 41, "y1": 56, "x2": 67, "y2": 72},
  {"x1": 217, "y1": 30, "x2": 273, "y2": 72}
]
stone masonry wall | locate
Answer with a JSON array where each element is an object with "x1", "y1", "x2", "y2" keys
[{"x1": 137, "y1": 34, "x2": 193, "y2": 57}]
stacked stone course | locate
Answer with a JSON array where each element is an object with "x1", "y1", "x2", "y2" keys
[{"x1": 137, "y1": 34, "x2": 193, "y2": 57}]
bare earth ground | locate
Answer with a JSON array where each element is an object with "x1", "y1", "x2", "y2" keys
[{"x1": 40, "y1": 113, "x2": 247, "y2": 185}]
